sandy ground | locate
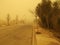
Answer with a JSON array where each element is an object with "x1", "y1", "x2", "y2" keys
[
  {"x1": 36, "y1": 34, "x2": 60, "y2": 45},
  {"x1": 0, "y1": 24, "x2": 33, "y2": 45},
  {"x1": 34, "y1": 25, "x2": 60, "y2": 45}
]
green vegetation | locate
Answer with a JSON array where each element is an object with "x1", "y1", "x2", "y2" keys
[{"x1": 35, "y1": 0, "x2": 60, "y2": 33}]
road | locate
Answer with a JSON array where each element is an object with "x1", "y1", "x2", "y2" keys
[
  {"x1": 0, "y1": 24, "x2": 60, "y2": 45},
  {"x1": 0, "y1": 24, "x2": 33, "y2": 45}
]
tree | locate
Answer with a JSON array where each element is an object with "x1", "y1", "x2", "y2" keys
[
  {"x1": 36, "y1": 0, "x2": 52, "y2": 28},
  {"x1": 35, "y1": 0, "x2": 60, "y2": 39},
  {"x1": 35, "y1": 0, "x2": 60, "y2": 29},
  {"x1": 53, "y1": 1, "x2": 59, "y2": 16},
  {"x1": 16, "y1": 15, "x2": 18, "y2": 24},
  {"x1": 7, "y1": 14, "x2": 10, "y2": 26}
]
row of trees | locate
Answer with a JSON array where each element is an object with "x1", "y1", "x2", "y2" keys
[
  {"x1": 7, "y1": 14, "x2": 19, "y2": 26},
  {"x1": 35, "y1": 0, "x2": 60, "y2": 32},
  {"x1": 0, "y1": 14, "x2": 25, "y2": 26}
]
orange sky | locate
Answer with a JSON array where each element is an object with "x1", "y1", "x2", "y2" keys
[{"x1": 0, "y1": 0, "x2": 55, "y2": 23}]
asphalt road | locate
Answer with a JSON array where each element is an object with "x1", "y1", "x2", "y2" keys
[
  {"x1": 0, "y1": 24, "x2": 60, "y2": 45},
  {"x1": 0, "y1": 24, "x2": 33, "y2": 45}
]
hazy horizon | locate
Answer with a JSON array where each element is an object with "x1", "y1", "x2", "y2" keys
[{"x1": 0, "y1": 0, "x2": 55, "y2": 23}]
